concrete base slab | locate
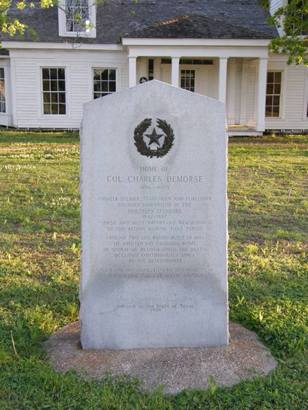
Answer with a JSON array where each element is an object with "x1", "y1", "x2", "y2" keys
[{"x1": 44, "y1": 322, "x2": 277, "y2": 394}]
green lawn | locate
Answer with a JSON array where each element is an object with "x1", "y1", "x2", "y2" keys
[{"x1": 0, "y1": 132, "x2": 307, "y2": 409}]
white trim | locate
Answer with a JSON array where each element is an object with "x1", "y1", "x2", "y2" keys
[
  {"x1": 180, "y1": 68, "x2": 196, "y2": 92},
  {"x1": 171, "y1": 57, "x2": 180, "y2": 87},
  {"x1": 239, "y1": 60, "x2": 247, "y2": 124},
  {"x1": 269, "y1": 0, "x2": 287, "y2": 37},
  {"x1": 128, "y1": 57, "x2": 137, "y2": 87},
  {"x1": 218, "y1": 57, "x2": 228, "y2": 103},
  {"x1": 91, "y1": 66, "x2": 118, "y2": 99},
  {"x1": 127, "y1": 45, "x2": 269, "y2": 59},
  {"x1": 281, "y1": 68, "x2": 287, "y2": 120},
  {"x1": 0, "y1": 66, "x2": 7, "y2": 114},
  {"x1": 4, "y1": 64, "x2": 11, "y2": 117},
  {"x1": 2, "y1": 42, "x2": 123, "y2": 51},
  {"x1": 58, "y1": 0, "x2": 96, "y2": 38},
  {"x1": 0, "y1": 62, "x2": 12, "y2": 126},
  {"x1": 256, "y1": 57, "x2": 268, "y2": 132},
  {"x1": 122, "y1": 38, "x2": 271, "y2": 47},
  {"x1": 228, "y1": 130, "x2": 263, "y2": 137},
  {"x1": 39, "y1": 65, "x2": 69, "y2": 118},
  {"x1": 265, "y1": 69, "x2": 286, "y2": 120},
  {"x1": 303, "y1": 69, "x2": 308, "y2": 120},
  {"x1": 10, "y1": 57, "x2": 17, "y2": 126}
]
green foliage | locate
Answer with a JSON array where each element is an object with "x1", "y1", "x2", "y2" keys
[
  {"x1": 266, "y1": 0, "x2": 308, "y2": 65},
  {"x1": 0, "y1": 0, "x2": 55, "y2": 37},
  {"x1": 0, "y1": 131, "x2": 307, "y2": 408},
  {"x1": 0, "y1": 0, "x2": 101, "y2": 39}
]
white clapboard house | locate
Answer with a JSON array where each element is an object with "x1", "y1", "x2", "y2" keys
[{"x1": 0, "y1": 0, "x2": 307, "y2": 135}]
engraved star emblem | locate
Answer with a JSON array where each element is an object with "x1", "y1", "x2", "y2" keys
[{"x1": 145, "y1": 128, "x2": 164, "y2": 147}]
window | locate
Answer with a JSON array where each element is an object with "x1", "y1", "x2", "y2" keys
[
  {"x1": 66, "y1": 0, "x2": 89, "y2": 33},
  {"x1": 0, "y1": 68, "x2": 6, "y2": 113},
  {"x1": 42, "y1": 68, "x2": 66, "y2": 115},
  {"x1": 58, "y1": 0, "x2": 96, "y2": 37},
  {"x1": 266, "y1": 71, "x2": 282, "y2": 117},
  {"x1": 93, "y1": 69, "x2": 116, "y2": 99},
  {"x1": 161, "y1": 58, "x2": 213, "y2": 65},
  {"x1": 181, "y1": 70, "x2": 195, "y2": 92},
  {"x1": 180, "y1": 59, "x2": 213, "y2": 65}
]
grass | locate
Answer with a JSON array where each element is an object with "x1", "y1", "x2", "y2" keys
[{"x1": 0, "y1": 131, "x2": 307, "y2": 409}]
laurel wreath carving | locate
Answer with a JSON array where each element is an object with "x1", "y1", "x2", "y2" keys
[{"x1": 134, "y1": 118, "x2": 175, "y2": 158}]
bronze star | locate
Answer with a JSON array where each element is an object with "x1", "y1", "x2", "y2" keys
[{"x1": 145, "y1": 128, "x2": 164, "y2": 147}]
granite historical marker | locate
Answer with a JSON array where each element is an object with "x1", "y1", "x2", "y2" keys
[{"x1": 80, "y1": 80, "x2": 228, "y2": 349}]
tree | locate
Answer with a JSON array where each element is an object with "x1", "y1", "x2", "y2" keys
[
  {"x1": 0, "y1": 1, "x2": 54, "y2": 37},
  {"x1": 264, "y1": 0, "x2": 308, "y2": 65}
]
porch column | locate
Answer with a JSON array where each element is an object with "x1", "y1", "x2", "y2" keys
[
  {"x1": 218, "y1": 57, "x2": 228, "y2": 103},
  {"x1": 128, "y1": 56, "x2": 137, "y2": 87},
  {"x1": 171, "y1": 57, "x2": 180, "y2": 87},
  {"x1": 256, "y1": 57, "x2": 268, "y2": 132}
]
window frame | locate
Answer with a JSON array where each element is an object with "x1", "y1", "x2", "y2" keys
[
  {"x1": 180, "y1": 69, "x2": 196, "y2": 92},
  {"x1": 265, "y1": 70, "x2": 284, "y2": 119},
  {"x1": 40, "y1": 66, "x2": 67, "y2": 116},
  {"x1": 0, "y1": 66, "x2": 6, "y2": 114},
  {"x1": 58, "y1": 0, "x2": 96, "y2": 38},
  {"x1": 92, "y1": 67, "x2": 117, "y2": 99},
  {"x1": 303, "y1": 69, "x2": 308, "y2": 119}
]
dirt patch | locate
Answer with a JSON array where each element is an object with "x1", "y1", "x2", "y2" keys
[{"x1": 44, "y1": 322, "x2": 277, "y2": 394}]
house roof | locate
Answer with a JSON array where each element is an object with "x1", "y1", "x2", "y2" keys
[
  {"x1": 3, "y1": 0, "x2": 277, "y2": 44},
  {"x1": 125, "y1": 14, "x2": 274, "y2": 39}
]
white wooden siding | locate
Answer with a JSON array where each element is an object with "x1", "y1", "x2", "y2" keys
[
  {"x1": 152, "y1": 59, "x2": 218, "y2": 98},
  {"x1": 227, "y1": 58, "x2": 257, "y2": 127},
  {"x1": 269, "y1": 0, "x2": 286, "y2": 36},
  {"x1": 265, "y1": 55, "x2": 308, "y2": 130},
  {"x1": 6, "y1": 49, "x2": 308, "y2": 131},
  {"x1": 270, "y1": 0, "x2": 285, "y2": 15},
  {"x1": 9, "y1": 49, "x2": 128, "y2": 128}
]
